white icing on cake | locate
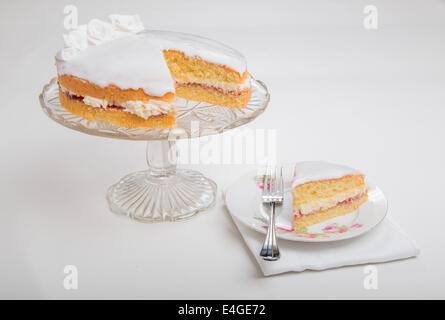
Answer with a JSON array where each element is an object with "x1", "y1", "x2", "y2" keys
[
  {"x1": 291, "y1": 161, "x2": 362, "y2": 189},
  {"x1": 55, "y1": 15, "x2": 249, "y2": 98},
  {"x1": 57, "y1": 36, "x2": 175, "y2": 97}
]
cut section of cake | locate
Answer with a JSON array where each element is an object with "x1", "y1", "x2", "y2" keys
[
  {"x1": 55, "y1": 15, "x2": 251, "y2": 129},
  {"x1": 145, "y1": 31, "x2": 251, "y2": 109},
  {"x1": 292, "y1": 161, "x2": 368, "y2": 231}
]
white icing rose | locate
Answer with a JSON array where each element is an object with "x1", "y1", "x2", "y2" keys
[
  {"x1": 56, "y1": 47, "x2": 79, "y2": 61},
  {"x1": 56, "y1": 15, "x2": 145, "y2": 61},
  {"x1": 63, "y1": 25, "x2": 88, "y2": 51},
  {"x1": 109, "y1": 14, "x2": 144, "y2": 33},
  {"x1": 87, "y1": 19, "x2": 114, "y2": 45}
]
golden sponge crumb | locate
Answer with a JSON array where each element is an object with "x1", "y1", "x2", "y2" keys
[
  {"x1": 175, "y1": 84, "x2": 251, "y2": 109},
  {"x1": 293, "y1": 193, "x2": 368, "y2": 231},
  {"x1": 163, "y1": 50, "x2": 248, "y2": 85},
  {"x1": 59, "y1": 89, "x2": 176, "y2": 129},
  {"x1": 58, "y1": 74, "x2": 175, "y2": 103},
  {"x1": 293, "y1": 175, "x2": 366, "y2": 209}
]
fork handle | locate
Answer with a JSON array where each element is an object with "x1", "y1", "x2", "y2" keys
[{"x1": 260, "y1": 202, "x2": 280, "y2": 261}]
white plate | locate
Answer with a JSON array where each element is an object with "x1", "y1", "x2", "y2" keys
[{"x1": 225, "y1": 165, "x2": 388, "y2": 242}]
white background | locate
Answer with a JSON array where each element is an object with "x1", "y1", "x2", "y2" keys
[{"x1": 1, "y1": 0, "x2": 444, "y2": 299}]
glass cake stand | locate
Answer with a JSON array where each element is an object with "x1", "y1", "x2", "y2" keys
[{"x1": 39, "y1": 78, "x2": 270, "y2": 222}]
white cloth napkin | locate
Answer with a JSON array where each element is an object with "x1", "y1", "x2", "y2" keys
[{"x1": 229, "y1": 213, "x2": 420, "y2": 276}]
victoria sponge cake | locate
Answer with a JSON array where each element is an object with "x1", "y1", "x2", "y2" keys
[{"x1": 55, "y1": 15, "x2": 251, "y2": 129}]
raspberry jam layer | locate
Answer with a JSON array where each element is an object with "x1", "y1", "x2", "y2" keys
[
  {"x1": 178, "y1": 82, "x2": 247, "y2": 96},
  {"x1": 295, "y1": 192, "x2": 365, "y2": 217}
]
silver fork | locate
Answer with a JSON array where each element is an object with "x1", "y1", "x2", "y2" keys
[{"x1": 259, "y1": 166, "x2": 284, "y2": 261}]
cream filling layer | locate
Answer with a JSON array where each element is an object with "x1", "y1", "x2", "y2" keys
[
  {"x1": 60, "y1": 85, "x2": 174, "y2": 119},
  {"x1": 176, "y1": 75, "x2": 251, "y2": 95},
  {"x1": 295, "y1": 187, "x2": 367, "y2": 216}
]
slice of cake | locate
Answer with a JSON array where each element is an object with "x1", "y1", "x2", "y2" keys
[
  {"x1": 55, "y1": 15, "x2": 251, "y2": 129},
  {"x1": 292, "y1": 161, "x2": 368, "y2": 231}
]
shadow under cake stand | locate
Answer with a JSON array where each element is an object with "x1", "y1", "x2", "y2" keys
[{"x1": 39, "y1": 78, "x2": 270, "y2": 222}]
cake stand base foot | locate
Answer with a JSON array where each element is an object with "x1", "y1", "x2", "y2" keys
[{"x1": 106, "y1": 169, "x2": 217, "y2": 222}]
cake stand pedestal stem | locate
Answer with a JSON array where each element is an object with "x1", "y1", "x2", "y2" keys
[
  {"x1": 106, "y1": 139, "x2": 217, "y2": 222},
  {"x1": 146, "y1": 140, "x2": 177, "y2": 178}
]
